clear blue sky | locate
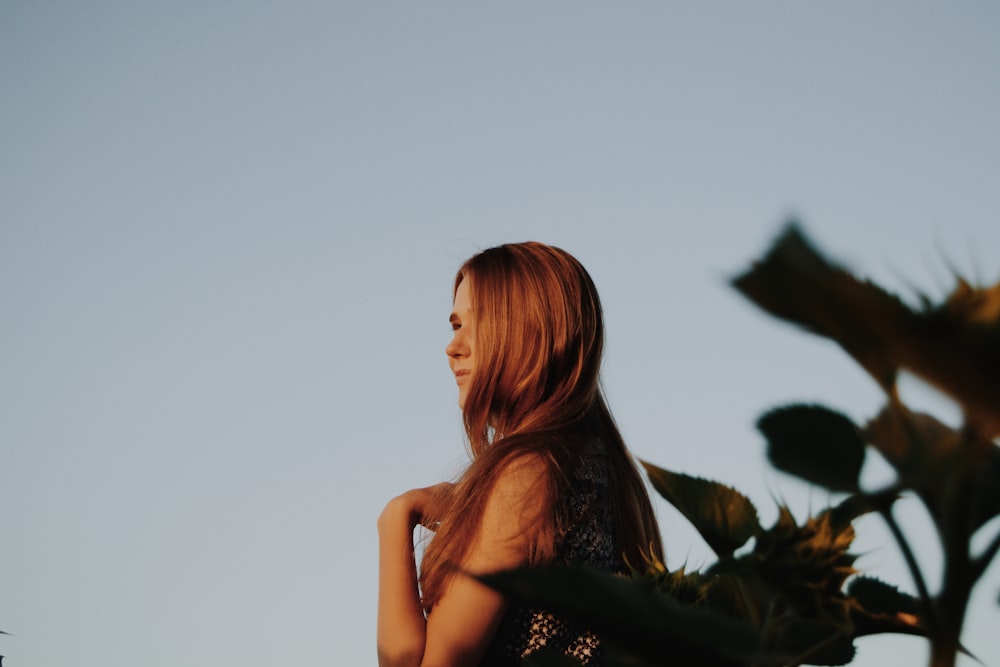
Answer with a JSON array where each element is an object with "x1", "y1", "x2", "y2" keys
[{"x1": 2, "y1": 2, "x2": 999, "y2": 665}]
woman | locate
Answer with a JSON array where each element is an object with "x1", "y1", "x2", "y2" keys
[{"x1": 378, "y1": 242, "x2": 663, "y2": 667}]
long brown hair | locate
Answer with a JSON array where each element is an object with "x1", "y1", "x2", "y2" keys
[{"x1": 419, "y1": 242, "x2": 663, "y2": 611}]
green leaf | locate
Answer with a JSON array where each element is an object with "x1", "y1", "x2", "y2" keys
[
  {"x1": 758, "y1": 405, "x2": 865, "y2": 493},
  {"x1": 773, "y1": 620, "x2": 856, "y2": 666},
  {"x1": 733, "y1": 222, "x2": 1000, "y2": 439},
  {"x1": 521, "y1": 650, "x2": 585, "y2": 667},
  {"x1": 971, "y1": 446, "x2": 1000, "y2": 532},
  {"x1": 479, "y1": 565, "x2": 784, "y2": 667},
  {"x1": 923, "y1": 279, "x2": 1000, "y2": 439},
  {"x1": 603, "y1": 642, "x2": 665, "y2": 667},
  {"x1": 863, "y1": 401, "x2": 959, "y2": 477},
  {"x1": 847, "y1": 577, "x2": 918, "y2": 617},
  {"x1": 864, "y1": 401, "x2": 1000, "y2": 533},
  {"x1": 731, "y1": 223, "x2": 912, "y2": 392},
  {"x1": 847, "y1": 577, "x2": 931, "y2": 641},
  {"x1": 633, "y1": 560, "x2": 712, "y2": 608},
  {"x1": 751, "y1": 506, "x2": 859, "y2": 619},
  {"x1": 701, "y1": 567, "x2": 772, "y2": 621},
  {"x1": 640, "y1": 461, "x2": 761, "y2": 557},
  {"x1": 825, "y1": 492, "x2": 892, "y2": 532}
]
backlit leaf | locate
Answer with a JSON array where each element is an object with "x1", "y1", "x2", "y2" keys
[
  {"x1": 640, "y1": 462, "x2": 761, "y2": 557},
  {"x1": 758, "y1": 404, "x2": 865, "y2": 493},
  {"x1": 864, "y1": 401, "x2": 1000, "y2": 532},
  {"x1": 848, "y1": 577, "x2": 919, "y2": 618},
  {"x1": 479, "y1": 565, "x2": 781, "y2": 667},
  {"x1": 731, "y1": 223, "x2": 912, "y2": 393},
  {"x1": 733, "y1": 224, "x2": 1000, "y2": 438}
]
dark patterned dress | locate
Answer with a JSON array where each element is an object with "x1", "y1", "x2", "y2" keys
[{"x1": 480, "y1": 438, "x2": 619, "y2": 667}]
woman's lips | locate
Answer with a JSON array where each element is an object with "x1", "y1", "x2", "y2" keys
[{"x1": 454, "y1": 370, "x2": 470, "y2": 384}]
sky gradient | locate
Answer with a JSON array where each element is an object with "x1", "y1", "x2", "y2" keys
[{"x1": 2, "y1": 2, "x2": 999, "y2": 665}]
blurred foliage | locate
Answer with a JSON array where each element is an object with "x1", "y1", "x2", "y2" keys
[
  {"x1": 484, "y1": 470, "x2": 920, "y2": 667},
  {"x1": 481, "y1": 223, "x2": 999, "y2": 667}
]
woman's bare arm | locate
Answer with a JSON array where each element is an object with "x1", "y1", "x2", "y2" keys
[
  {"x1": 377, "y1": 488, "x2": 430, "y2": 667},
  {"x1": 376, "y1": 457, "x2": 547, "y2": 667}
]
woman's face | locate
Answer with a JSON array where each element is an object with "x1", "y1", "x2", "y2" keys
[{"x1": 446, "y1": 278, "x2": 475, "y2": 409}]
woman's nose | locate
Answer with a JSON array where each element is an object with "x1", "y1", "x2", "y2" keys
[{"x1": 446, "y1": 332, "x2": 466, "y2": 358}]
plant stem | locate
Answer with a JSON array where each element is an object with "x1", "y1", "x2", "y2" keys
[
  {"x1": 880, "y1": 506, "x2": 938, "y2": 637},
  {"x1": 972, "y1": 527, "x2": 1000, "y2": 581}
]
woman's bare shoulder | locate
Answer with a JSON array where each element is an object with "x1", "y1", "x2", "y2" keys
[
  {"x1": 474, "y1": 451, "x2": 550, "y2": 548},
  {"x1": 489, "y1": 450, "x2": 550, "y2": 500}
]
